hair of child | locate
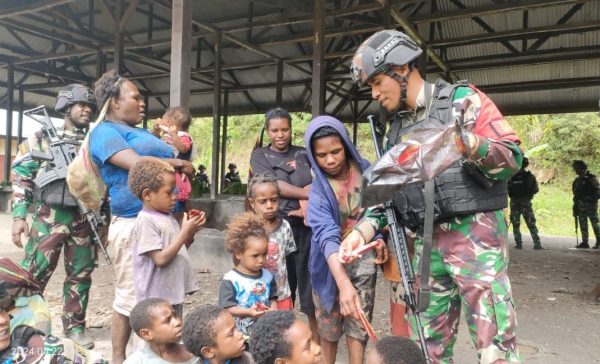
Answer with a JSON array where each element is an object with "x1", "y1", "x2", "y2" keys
[
  {"x1": 309, "y1": 125, "x2": 342, "y2": 150},
  {"x1": 264, "y1": 107, "x2": 292, "y2": 129},
  {"x1": 128, "y1": 158, "x2": 175, "y2": 199},
  {"x1": 94, "y1": 69, "x2": 125, "y2": 108},
  {"x1": 225, "y1": 212, "x2": 269, "y2": 265},
  {"x1": 163, "y1": 106, "x2": 192, "y2": 130},
  {"x1": 247, "y1": 172, "x2": 280, "y2": 199},
  {"x1": 375, "y1": 336, "x2": 426, "y2": 364},
  {"x1": 248, "y1": 310, "x2": 296, "y2": 364},
  {"x1": 182, "y1": 304, "x2": 224, "y2": 357},
  {"x1": 129, "y1": 297, "x2": 170, "y2": 336}
]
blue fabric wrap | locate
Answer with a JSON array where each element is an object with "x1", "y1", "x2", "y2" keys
[{"x1": 303, "y1": 115, "x2": 370, "y2": 312}]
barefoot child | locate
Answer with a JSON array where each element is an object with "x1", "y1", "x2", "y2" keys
[
  {"x1": 153, "y1": 106, "x2": 197, "y2": 222},
  {"x1": 247, "y1": 173, "x2": 297, "y2": 310},
  {"x1": 128, "y1": 159, "x2": 205, "y2": 317},
  {"x1": 249, "y1": 310, "x2": 321, "y2": 364},
  {"x1": 219, "y1": 212, "x2": 278, "y2": 335},
  {"x1": 183, "y1": 304, "x2": 253, "y2": 364},
  {"x1": 304, "y1": 116, "x2": 389, "y2": 364},
  {"x1": 125, "y1": 298, "x2": 198, "y2": 364}
]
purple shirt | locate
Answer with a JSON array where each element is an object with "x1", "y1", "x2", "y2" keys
[{"x1": 132, "y1": 209, "x2": 198, "y2": 305}]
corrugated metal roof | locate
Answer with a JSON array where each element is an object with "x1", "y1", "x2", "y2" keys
[{"x1": 0, "y1": 0, "x2": 598, "y2": 122}]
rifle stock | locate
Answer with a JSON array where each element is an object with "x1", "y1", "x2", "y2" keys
[
  {"x1": 367, "y1": 115, "x2": 431, "y2": 363},
  {"x1": 24, "y1": 106, "x2": 111, "y2": 265}
]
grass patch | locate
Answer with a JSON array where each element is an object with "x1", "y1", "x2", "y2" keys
[{"x1": 527, "y1": 183, "x2": 576, "y2": 237}]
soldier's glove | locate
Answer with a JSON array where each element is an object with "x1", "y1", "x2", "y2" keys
[{"x1": 455, "y1": 127, "x2": 488, "y2": 162}]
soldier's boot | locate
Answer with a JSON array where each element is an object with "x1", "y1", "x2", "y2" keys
[
  {"x1": 576, "y1": 241, "x2": 590, "y2": 249},
  {"x1": 67, "y1": 329, "x2": 94, "y2": 349},
  {"x1": 515, "y1": 242, "x2": 522, "y2": 249},
  {"x1": 593, "y1": 243, "x2": 600, "y2": 249},
  {"x1": 533, "y1": 244, "x2": 543, "y2": 250}
]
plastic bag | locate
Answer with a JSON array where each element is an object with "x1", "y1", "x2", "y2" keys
[{"x1": 361, "y1": 123, "x2": 464, "y2": 206}]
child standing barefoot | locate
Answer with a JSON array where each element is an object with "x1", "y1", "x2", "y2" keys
[
  {"x1": 128, "y1": 159, "x2": 205, "y2": 317},
  {"x1": 219, "y1": 213, "x2": 278, "y2": 335},
  {"x1": 126, "y1": 298, "x2": 198, "y2": 364},
  {"x1": 247, "y1": 173, "x2": 297, "y2": 310}
]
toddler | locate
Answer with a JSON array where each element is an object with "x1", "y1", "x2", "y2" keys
[
  {"x1": 249, "y1": 310, "x2": 321, "y2": 364},
  {"x1": 153, "y1": 106, "x2": 197, "y2": 221},
  {"x1": 219, "y1": 212, "x2": 278, "y2": 335},
  {"x1": 128, "y1": 159, "x2": 205, "y2": 317},
  {"x1": 182, "y1": 304, "x2": 253, "y2": 364},
  {"x1": 366, "y1": 336, "x2": 425, "y2": 364},
  {"x1": 125, "y1": 298, "x2": 198, "y2": 364},
  {"x1": 247, "y1": 173, "x2": 297, "y2": 310}
]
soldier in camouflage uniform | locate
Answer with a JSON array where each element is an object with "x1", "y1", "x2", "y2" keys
[
  {"x1": 572, "y1": 160, "x2": 600, "y2": 249},
  {"x1": 11, "y1": 85, "x2": 97, "y2": 349},
  {"x1": 508, "y1": 157, "x2": 542, "y2": 249},
  {"x1": 345, "y1": 30, "x2": 522, "y2": 363}
]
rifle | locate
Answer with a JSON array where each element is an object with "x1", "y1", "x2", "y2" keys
[
  {"x1": 574, "y1": 203, "x2": 579, "y2": 247},
  {"x1": 24, "y1": 106, "x2": 111, "y2": 265},
  {"x1": 367, "y1": 115, "x2": 431, "y2": 363}
]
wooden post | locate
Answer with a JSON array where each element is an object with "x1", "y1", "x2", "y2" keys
[
  {"x1": 170, "y1": 0, "x2": 192, "y2": 107},
  {"x1": 220, "y1": 90, "x2": 229, "y2": 191},
  {"x1": 17, "y1": 88, "x2": 23, "y2": 147},
  {"x1": 4, "y1": 63, "x2": 14, "y2": 182},
  {"x1": 276, "y1": 60, "x2": 283, "y2": 106},
  {"x1": 114, "y1": 0, "x2": 124, "y2": 73},
  {"x1": 210, "y1": 31, "x2": 222, "y2": 199},
  {"x1": 311, "y1": 0, "x2": 325, "y2": 116}
]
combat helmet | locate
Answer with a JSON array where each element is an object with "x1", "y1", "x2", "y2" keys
[
  {"x1": 55, "y1": 84, "x2": 97, "y2": 114},
  {"x1": 351, "y1": 30, "x2": 422, "y2": 87}
]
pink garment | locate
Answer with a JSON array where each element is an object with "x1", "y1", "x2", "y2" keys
[{"x1": 175, "y1": 172, "x2": 191, "y2": 201}]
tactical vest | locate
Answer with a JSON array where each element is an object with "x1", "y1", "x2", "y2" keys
[
  {"x1": 388, "y1": 79, "x2": 508, "y2": 229},
  {"x1": 508, "y1": 171, "x2": 533, "y2": 199},
  {"x1": 573, "y1": 172, "x2": 600, "y2": 202}
]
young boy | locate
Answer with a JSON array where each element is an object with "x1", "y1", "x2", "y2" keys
[
  {"x1": 248, "y1": 173, "x2": 297, "y2": 310},
  {"x1": 128, "y1": 159, "x2": 205, "y2": 317},
  {"x1": 125, "y1": 298, "x2": 198, "y2": 364},
  {"x1": 182, "y1": 304, "x2": 253, "y2": 364},
  {"x1": 219, "y1": 212, "x2": 278, "y2": 335},
  {"x1": 153, "y1": 106, "x2": 197, "y2": 221},
  {"x1": 366, "y1": 336, "x2": 425, "y2": 364},
  {"x1": 304, "y1": 116, "x2": 388, "y2": 364},
  {"x1": 249, "y1": 310, "x2": 321, "y2": 364}
]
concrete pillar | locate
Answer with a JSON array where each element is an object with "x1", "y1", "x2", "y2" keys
[
  {"x1": 170, "y1": 0, "x2": 192, "y2": 107},
  {"x1": 311, "y1": 0, "x2": 325, "y2": 117},
  {"x1": 4, "y1": 63, "x2": 14, "y2": 181},
  {"x1": 210, "y1": 31, "x2": 222, "y2": 199}
]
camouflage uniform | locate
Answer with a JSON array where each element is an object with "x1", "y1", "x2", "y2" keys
[
  {"x1": 572, "y1": 171, "x2": 600, "y2": 247},
  {"x1": 12, "y1": 128, "x2": 96, "y2": 335},
  {"x1": 508, "y1": 169, "x2": 541, "y2": 249},
  {"x1": 389, "y1": 85, "x2": 521, "y2": 363}
]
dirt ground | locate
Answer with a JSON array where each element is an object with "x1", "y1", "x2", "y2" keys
[{"x1": 2, "y1": 213, "x2": 600, "y2": 363}]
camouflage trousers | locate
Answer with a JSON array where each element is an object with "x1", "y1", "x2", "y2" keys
[
  {"x1": 410, "y1": 211, "x2": 520, "y2": 364},
  {"x1": 20, "y1": 203, "x2": 96, "y2": 334},
  {"x1": 574, "y1": 200, "x2": 600, "y2": 244},
  {"x1": 509, "y1": 199, "x2": 541, "y2": 247}
]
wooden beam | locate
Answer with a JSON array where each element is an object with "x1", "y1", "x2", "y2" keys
[
  {"x1": 0, "y1": 0, "x2": 77, "y2": 20},
  {"x1": 312, "y1": 0, "x2": 325, "y2": 116},
  {"x1": 479, "y1": 77, "x2": 600, "y2": 94},
  {"x1": 390, "y1": 9, "x2": 457, "y2": 81},
  {"x1": 120, "y1": 0, "x2": 142, "y2": 28},
  {"x1": 211, "y1": 31, "x2": 222, "y2": 199},
  {"x1": 410, "y1": 0, "x2": 595, "y2": 24},
  {"x1": 4, "y1": 63, "x2": 14, "y2": 181},
  {"x1": 170, "y1": 0, "x2": 192, "y2": 107}
]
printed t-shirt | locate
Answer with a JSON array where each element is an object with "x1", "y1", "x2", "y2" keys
[
  {"x1": 264, "y1": 219, "x2": 296, "y2": 301},
  {"x1": 327, "y1": 160, "x2": 364, "y2": 237},
  {"x1": 219, "y1": 269, "x2": 277, "y2": 334}
]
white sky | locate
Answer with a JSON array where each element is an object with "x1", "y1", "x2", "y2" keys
[{"x1": 0, "y1": 109, "x2": 64, "y2": 138}]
